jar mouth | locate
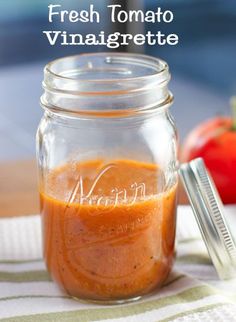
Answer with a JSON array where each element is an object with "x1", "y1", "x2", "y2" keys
[
  {"x1": 45, "y1": 53, "x2": 169, "y2": 87},
  {"x1": 41, "y1": 52, "x2": 173, "y2": 117}
]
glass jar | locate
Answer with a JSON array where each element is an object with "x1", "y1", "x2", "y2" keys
[{"x1": 37, "y1": 53, "x2": 178, "y2": 304}]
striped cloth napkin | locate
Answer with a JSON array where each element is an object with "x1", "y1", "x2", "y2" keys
[{"x1": 0, "y1": 206, "x2": 236, "y2": 322}]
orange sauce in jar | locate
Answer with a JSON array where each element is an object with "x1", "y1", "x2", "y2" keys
[{"x1": 40, "y1": 159, "x2": 177, "y2": 302}]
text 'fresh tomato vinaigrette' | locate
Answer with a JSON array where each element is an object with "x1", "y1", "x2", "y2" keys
[{"x1": 40, "y1": 159, "x2": 177, "y2": 302}]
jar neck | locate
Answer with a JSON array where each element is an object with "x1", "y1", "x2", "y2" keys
[{"x1": 41, "y1": 53, "x2": 173, "y2": 118}]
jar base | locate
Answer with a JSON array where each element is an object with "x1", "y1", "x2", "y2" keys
[{"x1": 71, "y1": 295, "x2": 142, "y2": 305}]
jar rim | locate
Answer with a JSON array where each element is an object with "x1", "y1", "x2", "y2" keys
[
  {"x1": 41, "y1": 52, "x2": 173, "y2": 118},
  {"x1": 45, "y1": 52, "x2": 169, "y2": 87}
]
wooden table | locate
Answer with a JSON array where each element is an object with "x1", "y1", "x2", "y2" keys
[
  {"x1": 0, "y1": 160, "x2": 39, "y2": 217},
  {"x1": 0, "y1": 160, "x2": 188, "y2": 217}
]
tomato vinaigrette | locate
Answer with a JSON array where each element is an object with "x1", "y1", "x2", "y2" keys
[{"x1": 40, "y1": 159, "x2": 177, "y2": 302}]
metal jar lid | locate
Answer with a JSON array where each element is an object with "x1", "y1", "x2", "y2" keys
[{"x1": 179, "y1": 158, "x2": 236, "y2": 280}]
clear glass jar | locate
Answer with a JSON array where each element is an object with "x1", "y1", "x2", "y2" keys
[{"x1": 37, "y1": 53, "x2": 178, "y2": 304}]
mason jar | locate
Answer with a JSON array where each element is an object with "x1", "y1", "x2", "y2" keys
[{"x1": 37, "y1": 53, "x2": 178, "y2": 304}]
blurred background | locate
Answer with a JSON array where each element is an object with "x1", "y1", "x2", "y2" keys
[{"x1": 0, "y1": 0, "x2": 236, "y2": 161}]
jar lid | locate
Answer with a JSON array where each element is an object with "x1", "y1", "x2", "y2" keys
[{"x1": 179, "y1": 158, "x2": 236, "y2": 280}]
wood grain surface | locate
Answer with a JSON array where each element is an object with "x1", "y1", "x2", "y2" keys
[{"x1": 0, "y1": 160, "x2": 39, "y2": 217}]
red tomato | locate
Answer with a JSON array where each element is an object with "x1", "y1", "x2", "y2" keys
[{"x1": 182, "y1": 117, "x2": 236, "y2": 204}]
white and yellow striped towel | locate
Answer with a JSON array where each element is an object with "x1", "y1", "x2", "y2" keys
[{"x1": 0, "y1": 206, "x2": 235, "y2": 322}]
